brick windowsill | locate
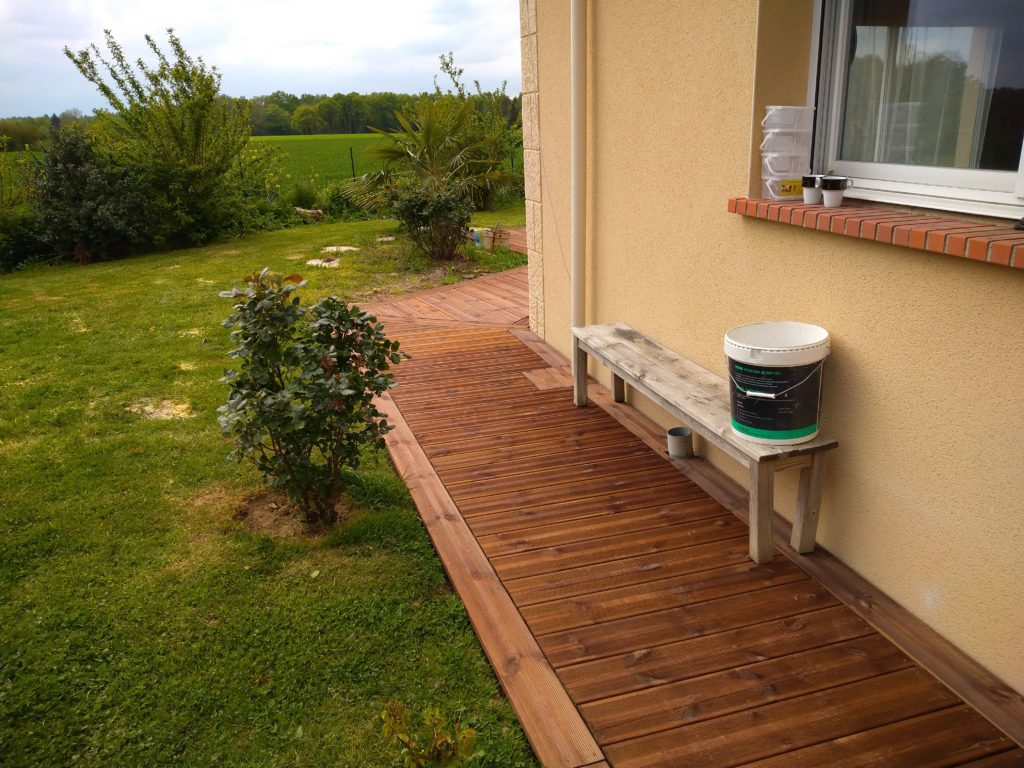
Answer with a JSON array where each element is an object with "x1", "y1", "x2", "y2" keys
[{"x1": 727, "y1": 197, "x2": 1024, "y2": 270}]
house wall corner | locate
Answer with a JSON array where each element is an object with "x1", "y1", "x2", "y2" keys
[{"x1": 520, "y1": 0, "x2": 545, "y2": 335}]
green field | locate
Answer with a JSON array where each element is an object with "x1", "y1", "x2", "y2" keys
[
  {"x1": 254, "y1": 133, "x2": 525, "y2": 189},
  {"x1": 253, "y1": 134, "x2": 387, "y2": 186}
]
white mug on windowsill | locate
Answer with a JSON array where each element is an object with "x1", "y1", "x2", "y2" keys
[
  {"x1": 821, "y1": 176, "x2": 853, "y2": 208},
  {"x1": 802, "y1": 174, "x2": 824, "y2": 204}
]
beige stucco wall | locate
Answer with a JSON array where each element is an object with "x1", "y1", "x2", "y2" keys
[{"x1": 529, "y1": 0, "x2": 1024, "y2": 694}]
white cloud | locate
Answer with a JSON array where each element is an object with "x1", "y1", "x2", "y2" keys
[{"x1": 0, "y1": 0, "x2": 521, "y2": 116}]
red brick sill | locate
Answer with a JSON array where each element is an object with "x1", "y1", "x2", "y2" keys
[{"x1": 728, "y1": 197, "x2": 1024, "y2": 270}]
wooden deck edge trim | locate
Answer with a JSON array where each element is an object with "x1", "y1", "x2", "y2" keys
[
  {"x1": 365, "y1": 267, "x2": 530, "y2": 307},
  {"x1": 376, "y1": 391, "x2": 607, "y2": 768},
  {"x1": 372, "y1": 319, "x2": 521, "y2": 332},
  {"x1": 510, "y1": 327, "x2": 1024, "y2": 748}
]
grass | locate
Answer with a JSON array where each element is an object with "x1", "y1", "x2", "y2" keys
[
  {"x1": 0, "y1": 221, "x2": 533, "y2": 766},
  {"x1": 254, "y1": 134, "x2": 387, "y2": 186}
]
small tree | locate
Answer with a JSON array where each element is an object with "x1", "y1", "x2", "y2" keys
[
  {"x1": 65, "y1": 29, "x2": 253, "y2": 246},
  {"x1": 218, "y1": 270, "x2": 405, "y2": 523}
]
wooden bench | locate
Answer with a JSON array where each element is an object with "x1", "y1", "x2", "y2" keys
[{"x1": 571, "y1": 322, "x2": 838, "y2": 564}]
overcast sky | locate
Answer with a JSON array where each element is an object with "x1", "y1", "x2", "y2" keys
[{"x1": 0, "y1": 0, "x2": 522, "y2": 118}]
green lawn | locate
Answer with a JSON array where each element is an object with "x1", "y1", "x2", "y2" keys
[{"x1": 0, "y1": 222, "x2": 533, "y2": 766}]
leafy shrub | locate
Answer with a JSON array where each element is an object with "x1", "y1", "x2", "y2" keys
[
  {"x1": 320, "y1": 182, "x2": 373, "y2": 221},
  {"x1": 218, "y1": 269, "x2": 405, "y2": 523},
  {"x1": 288, "y1": 178, "x2": 320, "y2": 209},
  {"x1": 0, "y1": 136, "x2": 29, "y2": 213},
  {"x1": 33, "y1": 126, "x2": 153, "y2": 263},
  {"x1": 220, "y1": 143, "x2": 292, "y2": 235},
  {"x1": 381, "y1": 702, "x2": 477, "y2": 768},
  {"x1": 0, "y1": 137, "x2": 46, "y2": 272},
  {"x1": 0, "y1": 207, "x2": 46, "y2": 273},
  {"x1": 386, "y1": 177, "x2": 471, "y2": 261}
]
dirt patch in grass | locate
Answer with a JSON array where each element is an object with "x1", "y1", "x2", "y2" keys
[
  {"x1": 233, "y1": 491, "x2": 347, "y2": 539},
  {"x1": 127, "y1": 398, "x2": 195, "y2": 420},
  {"x1": 162, "y1": 483, "x2": 243, "y2": 574},
  {"x1": 352, "y1": 265, "x2": 451, "y2": 302},
  {"x1": 187, "y1": 483, "x2": 243, "y2": 513}
]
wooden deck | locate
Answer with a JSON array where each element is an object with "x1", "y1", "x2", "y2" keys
[{"x1": 365, "y1": 268, "x2": 1024, "y2": 768}]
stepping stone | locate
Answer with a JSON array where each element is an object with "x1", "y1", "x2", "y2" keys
[
  {"x1": 321, "y1": 245, "x2": 360, "y2": 253},
  {"x1": 306, "y1": 258, "x2": 340, "y2": 268}
]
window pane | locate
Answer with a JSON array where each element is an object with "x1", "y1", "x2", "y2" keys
[{"x1": 839, "y1": 0, "x2": 1024, "y2": 171}]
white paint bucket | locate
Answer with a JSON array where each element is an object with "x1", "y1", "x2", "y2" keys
[{"x1": 724, "y1": 322, "x2": 830, "y2": 445}]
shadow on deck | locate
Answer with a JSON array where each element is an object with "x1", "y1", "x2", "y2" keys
[{"x1": 364, "y1": 267, "x2": 1023, "y2": 768}]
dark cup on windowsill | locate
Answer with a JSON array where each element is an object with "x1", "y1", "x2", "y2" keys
[
  {"x1": 802, "y1": 174, "x2": 824, "y2": 204},
  {"x1": 820, "y1": 176, "x2": 853, "y2": 208}
]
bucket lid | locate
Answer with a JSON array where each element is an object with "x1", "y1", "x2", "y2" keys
[{"x1": 725, "y1": 321, "x2": 830, "y2": 366}]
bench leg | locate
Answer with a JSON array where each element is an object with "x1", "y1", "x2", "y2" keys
[
  {"x1": 791, "y1": 453, "x2": 827, "y2": 553},
  {"x1": 612, "y1": 373, "x2": 626, "y2": 403},
  {"x1": 749, "y1": 462, "x2": 775, "y2": 564},
  {"x1": 572, "y1": 336, "x2": 588, "y2": 406}
]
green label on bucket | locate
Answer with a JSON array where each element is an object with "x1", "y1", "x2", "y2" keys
[
  {"x1": 731, "y1": 420, "x2": 819, "y2": 440},
  {"x1": 728, "y1": 358, "x2": 824, "y2": 439}
]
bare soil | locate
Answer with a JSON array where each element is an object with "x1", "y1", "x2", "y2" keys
[{"x1": 233, "y1": 491, "x2": 346, "y2": 538}]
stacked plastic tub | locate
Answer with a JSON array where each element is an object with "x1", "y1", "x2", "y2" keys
[{"x1": 760, "y1": 106, "x2": 813, "y2": 199}]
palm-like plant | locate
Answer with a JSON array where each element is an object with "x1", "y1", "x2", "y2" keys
[{"x1": 342, "y1": 96, "x2": 514, "y2": 212}]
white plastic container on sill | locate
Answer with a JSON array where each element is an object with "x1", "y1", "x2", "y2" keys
[
  {"x1": 760, "y1": 129, "x2": 813, "y2": 154},
  {"x1": 761, "y1": 153, "x2": 811, "y2": 178},
  {"x1": 761, "y1": 177, "x2": 803, "y2": 200},
  {"x1": 761, "y1": 105, "x2": 815, "y2": 131}
]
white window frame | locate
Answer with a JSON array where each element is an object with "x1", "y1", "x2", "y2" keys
[{"x1": 813, "y1": 0, "x2": 1024, "y2": 220}]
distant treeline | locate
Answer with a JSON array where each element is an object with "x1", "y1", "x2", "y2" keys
[
  {"x1": 1, "y1": 89, "x2": 522, "y2": 148},
  {"x1": 251, "y1": 89, "x2": 520, "y2": 136},
  {"x1": 0, "y1": 113, "x2": 82, "y2": 150}
]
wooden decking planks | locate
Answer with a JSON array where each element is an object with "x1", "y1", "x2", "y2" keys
[{"x1": 375, "y1": 266, "x2": 1023, "y2": 768}]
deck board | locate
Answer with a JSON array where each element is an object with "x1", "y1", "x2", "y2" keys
[{"x1": 372, "y1": 266, "x2": 1022, "y2": 767}]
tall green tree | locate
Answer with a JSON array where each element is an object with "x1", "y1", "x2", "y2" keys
[
  {"x1": 65, "y1": 29, "x2": 253, "y2": 246},
  {"x1": 265, "y1": 90, "x2": 300, "y2": 115},
  {"x1": 291, "y1": 104, "x2": 325, "y2": 135},
  {"x1": 250, "y1": 98, "x2": 293, "y2": 135}
]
